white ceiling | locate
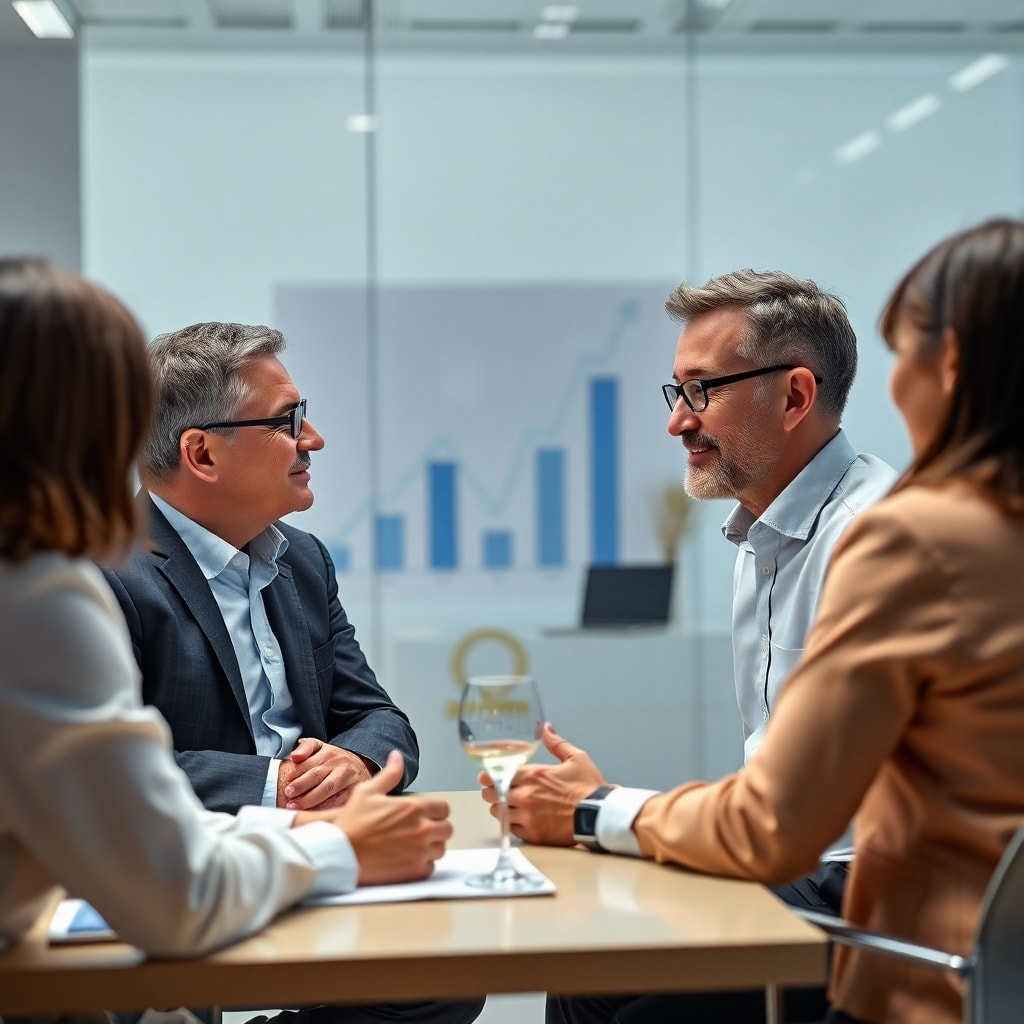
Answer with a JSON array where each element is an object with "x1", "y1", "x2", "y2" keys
[{"x1": 3, "y1": 0, "x2": 1024, "y2": 52}]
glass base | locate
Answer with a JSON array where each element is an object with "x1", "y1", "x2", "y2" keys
[{"x1": 464, "y1": 867, "x2": 547, "y2": 893}]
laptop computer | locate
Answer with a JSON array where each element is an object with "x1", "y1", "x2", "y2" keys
[
  {"x1": 544, "y1": 563, "x2": 675, "y2": 635},
  {"x1": 580, "y1": 564, "x2": 675, "y2": 628}
]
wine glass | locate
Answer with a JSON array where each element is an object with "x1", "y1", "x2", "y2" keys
[{"x1": 458, "y1": 674, "x2": 546, "y2": 891}]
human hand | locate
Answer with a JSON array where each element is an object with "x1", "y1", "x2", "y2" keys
[
  {"x1": 479, "y1": 723, "x2": 608, "y2": 846},
  {"x1": 302, "y1": 751, "x2": 451, "y2": 886},
  {"x1": 277, "y1": 738, "x2": 374, "y2": 811}
]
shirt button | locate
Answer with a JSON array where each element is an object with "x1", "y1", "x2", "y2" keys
[
  {"x1": 263, "y1": 647, "x2": 275, "y2": 661},
  {"x1": 232, "y1": 555, "x2": 243, "y2": 567},
  {"x1": 761, "y1": 635, "x2": 769, "y2": 652},
  {"x1": 761, "y1": 566, "x2": 771, "y2": 576}
]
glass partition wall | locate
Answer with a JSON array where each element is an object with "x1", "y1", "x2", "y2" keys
[{"x1": 76, "y1": 1, "x2": 1022, "y2": 766}]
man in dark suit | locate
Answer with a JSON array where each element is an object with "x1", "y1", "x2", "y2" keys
[
  {"x1": 104, "y1": 321, "x2": 418, "y2": 815},
  {"x1": 105, "y1": 321, "x2": 481, "y2": 1024},
  {"x1": 105, "y1": 503, "x2": 417, "y2": 813}
]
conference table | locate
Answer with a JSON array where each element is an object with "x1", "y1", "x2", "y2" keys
[{"x1": 0, "y1": 792, "x2": 826, "y2": 1022}]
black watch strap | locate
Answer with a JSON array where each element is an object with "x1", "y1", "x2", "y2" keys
[{"x1": 573, "y1": 785, "x2": 614, "y2": 851}]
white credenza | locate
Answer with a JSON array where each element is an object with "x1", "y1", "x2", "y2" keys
[{"x1": 385, "y1": 627, "x2": 743, "y2": 794}]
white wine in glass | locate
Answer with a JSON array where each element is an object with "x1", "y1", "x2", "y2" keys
[{"x1": 458, "y1": 674, "x2": 545, "y2": 891}]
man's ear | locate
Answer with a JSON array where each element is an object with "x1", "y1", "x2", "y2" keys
[
  {"x1": 178, "y1": 429, "x2": 220, "y2": 483},
  {"x1": 781, "y1": 366, "x2": 817, "y2": 432},
  {"x1": 940, "y1": 327, "x2": 960, "y2": 397}
]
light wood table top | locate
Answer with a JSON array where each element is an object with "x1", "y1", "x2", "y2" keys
[{"x1": 0, "y1": 791, "x2": 825, "y2": 1015}]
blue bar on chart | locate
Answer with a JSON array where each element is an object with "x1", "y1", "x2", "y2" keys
[
  {"x1": 536, "y1": 447, "x2": 566, "y2": 567},
  {"x1": 590, "y1": 377, "x2": 619, "y2": 565},
  {"x1": 428, "y1": 461, "x2": 458, "y2": 569},
  {"x1": 330, "y1": 546, "x2": 350, "y2": 573},
  {"x1": 374, "y1": 514, "x2": 404, "y2": 571},
  {"x1": 482, "y1": 530, "x2": 513, "y2": 569}
]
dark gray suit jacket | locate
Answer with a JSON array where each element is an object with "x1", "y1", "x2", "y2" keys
[{"x1": 102, "y1": 498, "x2": 419, "y2": 812}]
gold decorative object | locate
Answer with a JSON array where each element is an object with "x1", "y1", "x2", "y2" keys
[{"x1": 652, "y1": 482, "x2": 695, "y2": 564}]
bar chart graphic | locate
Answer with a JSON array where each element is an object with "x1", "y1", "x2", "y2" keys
[
  {"x1": 275, "y1": 280, "x2": 680, "y2": 583},
  {"x1": 358, "y1": 376, "x2": 621, "y2": 573}
]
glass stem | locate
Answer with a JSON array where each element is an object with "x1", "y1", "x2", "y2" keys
[{"x1": 493, "y1": 775, "x2": 517, "y2": 877}]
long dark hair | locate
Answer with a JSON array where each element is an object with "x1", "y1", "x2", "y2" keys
[
  {"x1": 0, "y1": 258, "x2": 154, "y2": 561},
  {"x1": 882, "y1": 218, "x2": 1024, "y2": 503}
]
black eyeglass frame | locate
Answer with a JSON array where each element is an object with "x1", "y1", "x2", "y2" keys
[
  {"x1": 662, "y1": 365, "x2": 821, "y2": 414},
  {"x1": 197, "y1": 398, "x2": 307, "y2": 439}
]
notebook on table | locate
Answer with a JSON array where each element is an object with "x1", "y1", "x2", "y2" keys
[{"x1": 48, "y1": 899, "x2": 116, "y2": 943}]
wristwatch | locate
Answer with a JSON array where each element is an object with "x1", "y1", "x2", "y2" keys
[{"x1": 573, "y1": 785, "x2": 614, "y2": 851}]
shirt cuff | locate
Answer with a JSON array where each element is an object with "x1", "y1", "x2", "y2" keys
[
  {"x1": 288, "y1": 820, "x2": 360, "y2": 897},
  {"x1": 221, "y1": 807, "x2": 359, "y2": 895},
  {"x1": 233, "y1": 804, "x2": 295, "y2": 831},
  {"x1": 596, "y1": 787, "x2": 661, "y2": 857},
  {"x1": 263, "y1": 758, "x2": 282, "y2": 807}
]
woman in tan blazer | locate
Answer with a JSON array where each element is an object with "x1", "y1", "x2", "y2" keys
[
  {"x1": 634, "y1": 219, "x2": 1024, "y2": 1024},
  {"x1": 496, "y1": 219, "x2": 1024, "y2": 1024}
]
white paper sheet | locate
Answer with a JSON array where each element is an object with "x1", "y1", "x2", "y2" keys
[{"x1": 303, "y1": 848, "x2": 556, "y2": 905}]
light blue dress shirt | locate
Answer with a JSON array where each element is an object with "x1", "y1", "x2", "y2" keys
[
  {"x1": 599, "y1": 430, "x2": 896, "y2": 860},
  {"x1": 723, "y1": 430, "x2": 897, "y2": 766},
  {"x1": 151, "y1": 494, "x2": 301, "y2": 807}
]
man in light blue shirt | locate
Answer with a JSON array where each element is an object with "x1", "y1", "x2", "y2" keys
[
  {"x1": 726, "y1": 431, "x2": 896, "y2": 806},
  {"x1": 483, "y1": 270, "x2": 895, "y2": 1024}
]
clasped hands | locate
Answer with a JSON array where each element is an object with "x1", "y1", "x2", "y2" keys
[
  {"x1": 294, "y1": 750, "x2": 452, "y2": 886},
  {"x1": 278, "y1": 737, "x2": 377, "y2": 811},
  {"x1": 478, "y1": 722, "x2": 610, "y2": 846},
  {"x1": 282, "y1": 741, "x2": 449, "y2": 887}
]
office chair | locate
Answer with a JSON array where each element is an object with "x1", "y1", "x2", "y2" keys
[{"x1": 793, "y1": 824, "x2": 1024, "y2": 1024}]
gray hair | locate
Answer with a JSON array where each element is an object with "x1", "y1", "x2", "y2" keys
[
  {"x1": 665, "y1": 269, "x2": 858, "y2": 419},
  {"x1": 141, "y1": 322, "x2": 286, "y2": 482}
]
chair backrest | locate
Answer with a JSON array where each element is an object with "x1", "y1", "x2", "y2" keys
[{"x1": 969, "y1": 824, "x2": 1024, "y2": 1024}]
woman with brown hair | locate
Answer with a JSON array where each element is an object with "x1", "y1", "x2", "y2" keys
[{"x1": 0, "y1": 258, "x2": 452, "y2": 959}]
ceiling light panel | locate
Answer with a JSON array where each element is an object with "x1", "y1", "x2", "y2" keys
[
  {"x1": 12, "y1": 0, "x2": 74, "y2": 37},
  {"x1": 834, "y1": 130, "x2": 882, "y2": 165},
  {"x1": 948, "y1": 53, "x2": 1010, "y2": 92},
  {"x1": 885, "y1": 93, "x2": 941, "y2": 132}
]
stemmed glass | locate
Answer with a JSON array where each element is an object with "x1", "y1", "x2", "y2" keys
[{"x1": 458, "y1": 674, "x2": 545, "y2": 891}]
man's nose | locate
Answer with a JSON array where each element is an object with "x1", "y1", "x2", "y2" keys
[
  {"x1": 298, "y1": 418, "x2": 325, "y2": 450},
  {"x1": 667, "y1": 400, "x2": 699, "y2": 437}
]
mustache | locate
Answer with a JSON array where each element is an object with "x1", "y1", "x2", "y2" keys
[
  {"x1": 290, "y1": 454, "x2": 311, "y2": 473},
  {"x1": 681, "y1": 430, "x2": 718, "y2": 449}
]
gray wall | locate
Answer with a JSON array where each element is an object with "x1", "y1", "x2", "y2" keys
[{"x1": 0, "y1": 47, "x2": 80, "y2": 269}]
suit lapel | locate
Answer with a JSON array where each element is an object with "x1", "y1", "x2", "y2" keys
[
  {"x1": 263, "y1": 554, "x2": 324, "y2": 735},
  {"x1": 147, "y1": 499, "x2": 254, "y2": 734}
]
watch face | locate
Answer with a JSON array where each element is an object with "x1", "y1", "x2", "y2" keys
[{"x1": 575, "y1": 804, "x2": 600, "y2": 838}]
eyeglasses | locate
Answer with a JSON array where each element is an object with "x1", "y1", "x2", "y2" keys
[
  {"x1": 662, "y1": 365, "x2": 814, "y2": 414},
  {"x1": 198, "y1": 399, "x2": 307, "y2": 439}
]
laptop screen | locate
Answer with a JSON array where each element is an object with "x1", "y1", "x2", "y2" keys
[{"x1": 581, "y1": 564, "x2": 674, "y2": 627}]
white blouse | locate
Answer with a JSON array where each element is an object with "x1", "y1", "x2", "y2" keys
[{"x1": 0, "y1": 551, "x2": 357, "y2": 956}]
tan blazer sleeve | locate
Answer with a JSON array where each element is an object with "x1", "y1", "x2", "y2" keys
[{"x1": 633, "y1": 497, "x2": 956, "y2": 884}]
